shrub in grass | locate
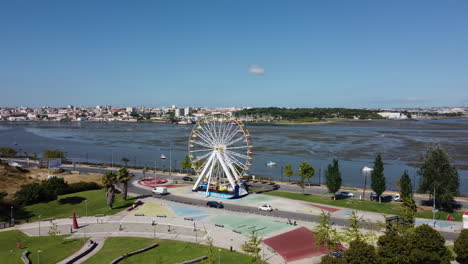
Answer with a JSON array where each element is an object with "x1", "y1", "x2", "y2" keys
[{"x1": 455, "y1": 229, "x2": 468, "y2": 264}]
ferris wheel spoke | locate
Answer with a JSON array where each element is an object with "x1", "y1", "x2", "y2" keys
[
  {"x1": 192, "y1": 151, "x2": 212, "y2": 163},
  {"x1": 225, "y1": 149, "x2": 250, "y2": 160},
  {"x1": 195, "y1": 130, "x2": 216, "y2": 146},
  {"x1": 190, "y1": 140, "x2": 212, "y2": 149},
  {"x1": 225, "y1": 136, "x2": 245, "y2": 147},
  {"x1": 199, "y1": 124, "x2": 217, "y2": 145},
  {"x1": 189, "y1": 148, "x2": 213, "y2": 153},
  {"x1": 225, "y1": 145, "x2": 249, "y2": 150},
  {"x1": 223, "y1": 125, "x2": 242, "y2": 145},
  {"x1": 224, "y1": 153, "x2": 247, "y2": 170},
  {"x1": 220, "y1": 122, "x2": 235, "y2": 144}
]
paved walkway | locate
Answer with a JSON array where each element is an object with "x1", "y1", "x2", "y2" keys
[{"x1": 56, "y1": 236, "x2": 106, "y2": 264}]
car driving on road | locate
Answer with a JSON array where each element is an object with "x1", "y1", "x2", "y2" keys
[
  {"x1": 338, "y1": 191, "x2": 355, "y2": 198},
  {"x1": 182, "y1": 176, "x2": 193, "y2": 181},
  {"x1": 207, "y1": 201, "x2": 224, "y2": 208},
  {"x1": 258, "y1": 204, "x2": 273, "y2": 211}
]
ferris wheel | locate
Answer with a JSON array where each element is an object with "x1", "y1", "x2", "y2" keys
[{"x1": 189, "y1": 113, "x2": 252, "y2": 198}]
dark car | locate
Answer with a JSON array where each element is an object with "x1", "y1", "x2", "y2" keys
[
  {"x1": 207, "y1": 201, "x2": 224, "y2": 208},
  {"x1": 183, "y1": 176, "x2": 193, "y2": 181}
]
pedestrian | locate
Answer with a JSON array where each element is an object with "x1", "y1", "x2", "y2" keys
[
  {"x1": 119, "y1": 223, "x2": 122, "y2": 231},
  {"x1": 152, "y1": 218, "x2": 155, "y2": 226},
  {"x1": 70, "y1": 226, "x2": 73, "y2": 233}
]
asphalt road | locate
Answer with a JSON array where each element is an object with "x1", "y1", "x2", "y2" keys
[{"x1": 2, "y1": 158, "x2": 462, "y2": 240}]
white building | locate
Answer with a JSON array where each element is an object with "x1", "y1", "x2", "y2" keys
[
  {"x1": 184, "y1": 107, "x2": 191, "y2": 116},
  {"x1": 378, "y1": 112, "x2": 408, "y2": 119},
  {"x1": 175, "y1": 108, "x2": 184, "y2": 118}
]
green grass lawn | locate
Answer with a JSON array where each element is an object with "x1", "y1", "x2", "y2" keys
[
  {"x1": 83, "y1": 237, "x2": 260, "y2": 264},
  {"x1": 0, "y1": 230, "x2": 85, "y2": 264},
  {"x1": 266, "y1": 191, "x2": 463, "y2": 221},
  {"x1": 22, "y1": 189, "x2": 135, "y2": 221}
]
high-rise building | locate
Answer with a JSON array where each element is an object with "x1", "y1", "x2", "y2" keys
[
  {"x1": 184, "y1": 107, "x2": 191, "y2": 116},
  {"x1": 175, "y1": 108, "x2": 184, "y2": 117}
]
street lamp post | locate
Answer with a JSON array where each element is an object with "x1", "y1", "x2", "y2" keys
[
  {"x1": 361, "y1": 167, "x2": 373, "y2": 200},
  {"x1": 10, "y1": 206, "x2": 13, "y2": 222},
  {"x1": 85, "y1": 200, "x2": 88, "y2": 217},
  {"x1": 37, "y1": 250, "x2": 42, "y2": 264},
  {"x1": 218, "y1": 249, "x2": 221, "y2": 264},
  {"x1": 38, "y1": 215, "x2": 41, "y2": 236}
]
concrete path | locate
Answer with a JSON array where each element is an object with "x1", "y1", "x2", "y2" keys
[{"x1": 56, "y1": 236, "x2": 106, "y2": 264}]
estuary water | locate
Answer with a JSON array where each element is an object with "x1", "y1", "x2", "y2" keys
[{"x1": 1, "y1": 119, "x2": 467, "y2": 194}]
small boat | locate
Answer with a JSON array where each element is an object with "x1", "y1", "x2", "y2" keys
[
  {"x1": 266, "y1": 161, "x2": 277, "y2": 167},
  {"x1": 160, "y1": 154, "x2": 166, "y2": 159}
]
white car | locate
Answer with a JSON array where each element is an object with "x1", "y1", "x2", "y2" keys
[
  {"x1": 258, "y1": 204, "x2": 273, "y2": 211},
  {"x1": 393, "y1": 194, "x2": 401, "y2": 202},
  {"x1": 8, "y1": 162, "x2": 21, "y2": 167},
  {"x1": 338, "y1": 191, "x2": 355, "y2": 198}
]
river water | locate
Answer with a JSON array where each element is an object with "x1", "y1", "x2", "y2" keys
[{"x1": 1, "y1": 119, "x2": 467, "y2": 194}]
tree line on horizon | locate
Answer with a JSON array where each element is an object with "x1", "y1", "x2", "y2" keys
[{"x1": 235, "y1": 107, "x2": 385, "y2": 120}]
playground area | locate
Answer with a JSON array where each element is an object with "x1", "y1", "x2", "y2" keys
[{"x1": 207, "y1": 214, "x2": 290, "y2": 237}]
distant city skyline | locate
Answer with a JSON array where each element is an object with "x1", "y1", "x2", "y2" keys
[{"x1": 1, "y1": 1, "x2": 467, "y2": 108}]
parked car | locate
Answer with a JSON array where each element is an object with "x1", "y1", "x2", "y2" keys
[
  {"x1": 258, "y1": 204, "x2": 273, "y2": 211},
  {"x1": 182, "y1": 176, "x2": 193, "y2": 181},
  {"x1": 338, "y1": 191, "x2": 355, "y2": 198},
  {"x1": 8, "y1": 162, "x2": 21, "y2": 167},
  {"x1": 207, "y1": 201, "x2": 224, "y2": 208},
  {"x1": 152, "y1": 187, "x2": 169, "y2": 195},
  {"x1": 371, "y1": 193, "x2": 378, "y2": 201},
  {"x1": 393, "y1": 193, "x2": 401, "y2": 202}
]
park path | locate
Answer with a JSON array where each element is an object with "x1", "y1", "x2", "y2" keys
[{"x1": 56, "y1": 236, "x2": 106, "y2": 264}]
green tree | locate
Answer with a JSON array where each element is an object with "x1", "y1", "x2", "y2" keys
[
  {"x1": 400, "y1": 197, "x2": 417, "y2": 232},
  {"x1": 325, "y1": 159, "x2": 342, "y2": 200},
  {"x1": 241, "y1": 230, "x2": 262, "y2": 263},
  {"x1": 102, "y1": 171, "x2": 117, "y2": 209},
  {"x1": 342, "y1": 211, "x2": 365, "y2": 242},
  {"x1": 299, "y1": 161, "x2": 315, "y2": 185},
  {"x1": 180, "y1": 156, "x2": 192, "y2": 172},
  {"x1": 319, "y1": 255, "x2": 347, "y2": 264},
  {"x1": 0, "y1": 147, "x2": 17, "y2": 157},
  {"x1": 43, "y1": 149, "x2": 65, "y2": 159},
  {"x1": 121, "y1": 157, "x2": 129, "y2": 166},
  {"x1": 48, "y1": 221, "x2": 61, "y2": 237},
  {"x1": 314, "y1": 211, "x2": 342, "y2": 252},
  {"x1": 400, "y1": 170, "x2": 413, "y2": 200},
  {"x1": 116, "y1": 167, "x2": 132, "y2": 200},
  {"x1": 206, "y1": 236, "x2": 216, "y2": 264},
  {"x1": 418, "y1": 145, "x2": 459, "y2": 211},
  {"x1": 41, "y1": 177, "x2": 69, "y2": 197},
  {"x1": 283, "y1": 164, "x2": 294, "y2": 182},
  {"x1": 454, "y1": 230, "x2": 468, "y2": 264},
  {"x1": 371, "y1": 154, "x2": 386, "y2": 203},
  {"x1": 376, "y1": 230, "x2": 410, "y2": 264},
  {"x1": 344, "y1": 239, "x2": 377, "y2": 264},
  {"x1": 14, "y1": 183, "x2": 44, "y2": 206},
  {"x1": 407, "y1": 224, "x2": 451, "y2": 264}
]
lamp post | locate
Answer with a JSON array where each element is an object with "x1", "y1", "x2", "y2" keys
[
  {"x1": 361, "y1": 167, "x2": 373, "y2": 200},
  {"x1": 85, "y1": 200, "x2": 88, "y2": 217},
  {"x1": 38, "y1": 215, "x2": 41, "y2": 236},
  {"x1": 10, "y1": 206, "x2": 13, "y2": 221},
  {"x1": 37, "y1": 250, "x2": 42, "y2": 264},
  {"x1": 218, "y1": 249, "x2": 221, "y2": 264}
]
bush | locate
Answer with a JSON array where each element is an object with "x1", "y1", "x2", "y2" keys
[
  {"x1": 407, "y1": 224, "x2": 451, "y2": 264},
  {"x1": 14, "y1": 183, "x2": 52, "y2": 206},
  {"x1": 455, "y1": 230, "x2": 468, "y2": 264},
  {"x1": 344, "y1": 240, "x2": 377, "y2": 264},
  {"x1": 67, "y1": 182, "x2": 101, "y2": 193},
  {"x1": 320, "y1": 255, "x2": 347, "y2": 264},
  {"x1": 0, "y1": 147, "x2": 17, "y2": 157},
  {"x1": 42, "y1": 177, "x2": 69, "y2": 196}
]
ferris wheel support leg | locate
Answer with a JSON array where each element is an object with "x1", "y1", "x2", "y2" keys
[
  {"x1": 226, "y1": 162, "x2": 241, "y2": 181},
  {"x1": 216, "y1": 152, "x2": 237, "y2": 189},
  {"x1": 205, "y1": 156, "x2": 216, "y2": 197},
  {"x1": 192, "y1": 152, "x2": 215, "y2": 191}
]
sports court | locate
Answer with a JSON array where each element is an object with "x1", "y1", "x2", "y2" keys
[
  {"x1": 133, "y1": 201, "x2": 174, "y2": 217},
  {"x1": 168, "y1": 204, "x2": 212, "y2": 217},
  {"x1": 263, "y1": 227, "x2": 329, "y2": 262},
  {"x1": 241, "y1": 194, "x2": 278, "y2": 204},
  {"x1": 207, "y1": 214, "x2": 289, "y2": 236}
]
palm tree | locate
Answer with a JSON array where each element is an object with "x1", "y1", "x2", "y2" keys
[
  {"x1": 117, "y1": 167, "x2": 132, "y2": 200},
  {"x1": 121, "y1": 157, "x2": 129, "y2": 166},
  {"x1": 102, "y1": 171, "x2": 117, "y2": 209}
]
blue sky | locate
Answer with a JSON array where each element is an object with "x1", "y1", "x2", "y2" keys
[{"x1": 1, "y1": 0, "x2": 467, "y2": 108}]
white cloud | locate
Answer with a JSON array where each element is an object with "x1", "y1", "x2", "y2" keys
[{"x1": 249, "y1": 64, "x2": 265, "y2": 75}]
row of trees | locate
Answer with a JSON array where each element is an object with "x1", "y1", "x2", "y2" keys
[
  {"x1": 282, "y1": 145, "x2": 459, "y2": 211},
  {"x1": 315, "y1": 205, "x2": 468, "y2": 264},
  {"x1": 235, "y1": 107, "x2": 384, "y2": 120},
  {"x1": 101, "y1": 167, "x2": 133, "y2": 209},
  {"x1": 0, "y1": 147, "x2": 64, "y2": 160}
]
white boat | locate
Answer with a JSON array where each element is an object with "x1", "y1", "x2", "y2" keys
[
  {"x1": 160, "y1": 154, "x2": 167, "y2": 159},
  {"x1": 266, "y1": 161, "x2": 277, "y2": 167}
]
